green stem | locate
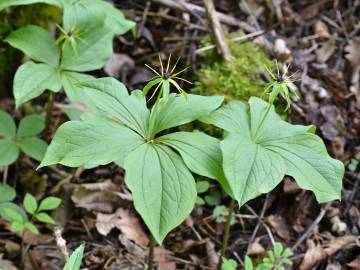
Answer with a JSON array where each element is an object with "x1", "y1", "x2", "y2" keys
[
  {"x1": 220, "y1": 199, "x2": 236, "y2": 259},
  {"x1": 252, "y1": 103, "x2": 272, "y2": 141},
  {"x1": 45, "y1": 91, "x2": 55, "y2": 135},
  {"x1": 147, "y1": 234, "x2": 156, "y2": 270}
]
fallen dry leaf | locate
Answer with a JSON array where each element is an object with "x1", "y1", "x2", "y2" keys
[
  {"x1": 345, "y1": 37, "x2": 360, "y2": 108},
  {"x1": 314, "y1": 20, "x2": 331, "y2": 40},
  {"x1": 96, "y1": 208, "x2": 149, "y2": 247},
  {"x1": 247, "y1": 237, "x2": 265, "y2": 256},
  {"x1": 265, "y1": 214, "x2": 291, "y2": 241},
  {"x1": 104, "y1": 53, "x2": 135, "y2": 79},
  {"x1": 0, "y1": 254, "x2": 18, "y2": 270},
  {"x1": 300, "y1": 236, "x2": 359, "y2": 270},
  {"x1": 316, "y1": 35, "x2": 336, "y2": 63},
  {"x1": 71, "y1": 180, "x2": 120, "y2": 213},
  {"x1": 347, "y1": 255, "x2": 360, "y2": 268},
  {"x1": 154, "y1": 247, "x2": 176, "y2": 270}
]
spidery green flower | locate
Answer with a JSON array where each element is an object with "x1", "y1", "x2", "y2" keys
[
  {"x1": 263, "y1": 61, "x2": 299, "y2": 110},
  {"x1": 143, "y1": 54, "x2": 191, "y2": 101},
  {"x1": 56, "y1": 24, "x2": 87, "y2": 56}
]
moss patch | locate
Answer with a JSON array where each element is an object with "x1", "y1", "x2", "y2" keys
[{"x1": 192, "y1": 33, "x2": 273, "y2": 102}]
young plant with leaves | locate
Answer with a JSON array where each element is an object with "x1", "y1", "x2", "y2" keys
[
  {"x1": 200, "y1": 66, "x2": 344, "y2": 257},
  {"x1": 38, "y1": 76, "x2": 229, "y2": 268},
  {"x1": 244, "y1": 242, "x2": 293, "y2": 270},
  {"x1": 0, "y1": 190, "x2": 62, "y2": 235},
  {"x1": 4, "y1": 0, "x2": 134, "y2": 110},
  {"x1": 0, "y1": 110, "x2": 47, "y2": 166}
]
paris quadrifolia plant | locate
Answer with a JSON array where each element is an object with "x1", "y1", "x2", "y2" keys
[
  {"x1": 36, "y1": 55, "x2": 344, "y2": 269},
  {"x1": 3, "y1": 0, "x2": 135, "y2": 129}
]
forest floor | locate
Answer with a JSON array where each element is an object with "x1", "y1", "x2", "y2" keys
[{"x1": 1, "y1": 0, "x2": 360, "y2": 269}]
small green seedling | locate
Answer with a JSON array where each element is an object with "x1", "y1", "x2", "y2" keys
[
  {"x1": 213, "y1": 205, "x2": 235, "y2": 224},
  {"x1": 0, "y1": 111, "x2": 47, "y2": 166},
  {"x1": 245, "y1": 243, "x2": 293, "y2": 270},
  {"x1": 63, "y1": 244, "x2": 85, "y2": 270},
  {"x1": 5, "y1": 0, "x2": 135, "y2": 107},
  {"x1": 23, "y1": 193, "x2": 62, "y2": 225},
  {"x1": 0, "y1": 184, "x2": 62, "y2": 235},
  {"x1": 0, "y1": 184, "x2": 26, "y2": 228},
  {"x1": 348, "y1": 159, "x2": 359, "y2": 172}
]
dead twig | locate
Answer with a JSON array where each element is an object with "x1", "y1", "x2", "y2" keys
[
  {"x1": 292, "y1": 203, "x2": 331, "y2": 251},
  {"x1": 151, "y1": 0, "x2": 255, "y2": 31},
  {"x1": 246, "y1": 194, "x2": 270, "y2": 253},
  {"x1": 203, "y1": 0, "x2": 233, "y2": 63},
  {"x1": 195, "y1": 30, "x2": 264, "y2": 55}
]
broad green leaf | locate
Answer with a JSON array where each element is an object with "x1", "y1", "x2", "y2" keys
[
  {"x1": 60, "y1": 21, "x2": 113, "y2": 72},
  {"x1": 24, "y1": 193, "x2": 38, "y2": 214},
  {"x1": 124, "y1": 143, "x2": 197, "y2": 243},
  {"x1": 196, "y1": 181, "x2": 210, "y2": 194},
  {"x1": 2, "y1": 207, "x2": 25, "y2": 223},
  {"x1": 63, "y1": 244, "x2": 84, "y2": 270},
  {"x1": 61, "y1": 71, "x2": 97, "y2": 107},
  {"x1": 274, "y1": 243, "x2": 283, "y2": 258},
  {"x1": 205, "y1": 97, "x2": 344, "y2": 205},
  {"x1": 0, "y1": 139, "x2": 19, "y2": 166},
  {"x1": 200, "y1": 100, "x2": 250, "y2": 135},
  {"x1": 62, "y1": 0, "x2": 105, "y2": 31},
  {"x1": 79, "y1": 78, "x2": 150, "y2": 137},
  {"x1": 221, "y1": 133, "x2": 286, "y2": 206},
  {"x1": 63, "y1": 108, "x2": 84, "y2": 121},
  {"x1": 10, "y1": 221, "x2": 25, "y2": 232},
  {"x1": 38, "y1": 196, "x2": 62, "y2": 211},
  {"x1": 91, "y1": 0, "x2": 135, "y2": 35},
  {"x1": 0, "y1": 110, "x2": 16, "y2": 138},
  {"x1": 17, "y1": 114, "x2": 45, "y2": 138},
  {"x1": 39, "y1": 121, "x2": 144, "y2": 168},
  {"x1": 13, "y1": 62, "x2": 62, "y2": 107},
  {"x1": 0, "y1": 184, "x2": 16, "y2": 203},
  {"x1": 244, "y1": 256, "x2": 254, "y2": 270},
  {"x1": 221, "y1": 257, "x2": 238, "y2": 270},
  {"x1": 18, "y1": 137, "x2": 48, "y2": 161},
  {"x1": 35, "y1": 212, "x2": 55, "y2": 224},
  {"x1": 24, "y1": 222, "x2": 39, "y2": 234},
  {"x1": 5, "y1": 25, "x2": 60, "y2": 67},
  {"x1": 62, "y1": 0, "x2": 134, "y2": 35},
  {"x1": 158, "y1": 131, "x2": 231, "y2": 195},
  {"x1": 0, "y1": 202, "x2": 27, "y2": 222},
  {"x1": 0, "y1": 0, "x2": 61, "y2": 11},
  {"x1": 148, "y1": 94, "x2": 223, "y2": 136}
]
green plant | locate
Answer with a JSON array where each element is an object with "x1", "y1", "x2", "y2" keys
[
  {"x1": 63, "y1": 244, "x2": 84, "y2": 270},
  {"x1": 4, "y1": 0, "x2": 135, "y2": 108},
  {"x1": 244, "y1": 243, "x2": 293, "y2": 270},
  {"x1": 0, "y1": 184, "x2": 61, "y2": 235},
  {"x1": 0, "y1": 110, "x2": 47, "y2": 166},
  {"x1": 200, "y1": 66, "x2": 344, "y2": 259},
  {"x1": 38, "y1": 77, "x2": 226, "y2": 246}
]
